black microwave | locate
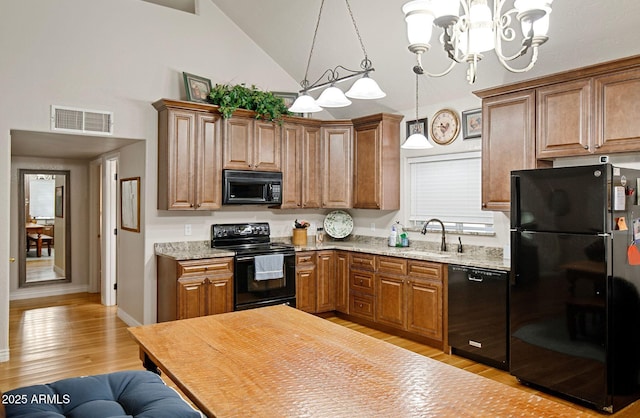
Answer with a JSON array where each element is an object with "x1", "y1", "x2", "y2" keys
[{"x1": 222, "y1": 170, "x2": 283, "y2": 205}]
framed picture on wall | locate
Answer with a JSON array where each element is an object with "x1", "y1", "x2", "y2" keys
[
  {"x1": 183, "y1": 72, "x2": 212, "y2": 103},
  {"x1": 55, "y1": 186, "x2": 64, "y2": 218},
  {"x1": 120, "y1": 177, "x2": 140, "y2": 233},
  {"x1": 462, "y1": 108, "x2": 482, "y2": 139},
  {"x1": 406, "y1": 117, "x2": 428, "y2": 139}
]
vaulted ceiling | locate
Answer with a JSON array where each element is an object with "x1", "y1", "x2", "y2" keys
[{"x1": 210, "y1": 0, "x2": 640, "y2": 119}]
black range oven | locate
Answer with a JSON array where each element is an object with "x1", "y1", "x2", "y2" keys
[{"x1": 211, "y1": 223, "x2": 296, "y2": 311}]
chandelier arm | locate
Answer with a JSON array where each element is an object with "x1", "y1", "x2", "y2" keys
[
  {"x1": 413, "y1": 50, "x2": 458, "y2": 78},
  {"x1": 496, "y1": 47, "x2": 539, "y2": 73},
  {"x1": 300, "y1": 0, "x2": 326, "y2": 89}
]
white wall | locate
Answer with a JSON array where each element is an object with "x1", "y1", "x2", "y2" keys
[{"x1": 0, "y1": 0, "x2": 302, "y2": 360}]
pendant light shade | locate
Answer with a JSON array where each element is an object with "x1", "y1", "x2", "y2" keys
[
  {"x1": 288, "y1": 94, "x2": 323, "y2": 113},
  {"x1": 315, "y1": 86, "x2": 352, "y2": 108},
  {"x1": 402, "y1": 72, "x2": 433, "y2": 150},
  {"x1": 345, "y1": 75, "x2": 386, "y2": 99},
  {"x1": 402, "y1": 132, "x2": 433, "y2": 149}
]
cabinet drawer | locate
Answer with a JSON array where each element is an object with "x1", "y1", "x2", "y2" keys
[
  {"x1": 178, "y1": 258, "x2": 233, "y2": 277},
  {"x1": 377, "y1": 256, "x2": 407, "y2": 275},
  {"x1": 407, "y1": 260, "x2": 443, "y2": 281},
  {"x1": 349, "y1": 253, "x2": 376, "y2": 271},
  {"x1": 350, "y1": 270, "x2": 375, "y2": 294},
  {"x1": 349, "y1": 293, "x2": 375, "y2": 319},
  {"x1": 296, "y1": 252, "x2": 315, "y2": 265}
]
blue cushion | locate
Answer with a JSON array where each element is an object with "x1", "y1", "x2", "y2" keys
[{"x1": 4, "y1": 371, "x2": 201, "y2": 418}]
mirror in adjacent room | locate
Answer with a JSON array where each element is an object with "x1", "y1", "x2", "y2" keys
[{"x1": 18, "y1": 169, "x2": 72, "y2": 287}]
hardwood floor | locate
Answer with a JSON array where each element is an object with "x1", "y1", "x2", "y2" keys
[{"x1": 2, "y1": 293, "x2": 640, "y2": 417}]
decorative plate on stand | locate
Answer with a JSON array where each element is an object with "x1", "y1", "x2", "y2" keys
[{"x1": 323, "y1": 210, "x2": 354, "y2": 239}]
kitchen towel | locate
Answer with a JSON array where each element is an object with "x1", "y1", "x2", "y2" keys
[{"x1": 254, "y1": 254, "x2": 284, "y2": 281}]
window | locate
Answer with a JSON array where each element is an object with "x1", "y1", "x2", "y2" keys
[{"x1": 408, "y1": 151, "x2": 494, "y2": 234}]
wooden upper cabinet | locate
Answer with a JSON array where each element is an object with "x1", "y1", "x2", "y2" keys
[
  {"x1": 155, "y1": 101, "x2": 222, "y2": 210},
  {"x1": 301, "y1": 124, "x2": 322, "y2": 209},
  {"x1": 196, "y1": 113, "x2": 223, "y2": 210},
  {"x1": 594, "y1": 67, "x2": 640, "y2": 152},
  {"x1": 352, "y1": 114, "x2": 403, "y2": 210},
  {"x1": 254, "y1": 120, "x2": 281, "y2": 171},
  {"x1": 280, "y1": 122, "x2": 303, "y2": 209},
  {"x1": 481, "y1": 90, "x2": 536, "y2": 212},
  {"x1": 321, "y1": 124, "x2": 352, "y2": 208},
  {"x1": 222, "y1": 114, "x2": 281, "y2": 171},
  {"x1": 536, "y1": 79, "x2": 592, "y2": 159}
]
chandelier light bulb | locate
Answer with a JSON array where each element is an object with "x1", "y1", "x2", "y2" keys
[{"x1": 403, "y1": 0, "x2": 435, "y2": 49}]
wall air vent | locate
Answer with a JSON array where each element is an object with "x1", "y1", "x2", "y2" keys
[{"x1": 51, "y1": 105, "x2": 114, "y2": 135}]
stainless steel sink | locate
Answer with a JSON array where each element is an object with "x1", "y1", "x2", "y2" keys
[{"x1": 401, "y1": 250, "x2": 450, "y2": 259}]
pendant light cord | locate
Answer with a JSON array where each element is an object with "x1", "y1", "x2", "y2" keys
[
  {"x1": 301, "y1": 0, "x2": 325, "y2": 90},
  {"x1": 415, "y1": 73, "x2": 421, "y2": 131},
  {"x1": 345, "y1": 0, "x2": 370, "y2": 69}
]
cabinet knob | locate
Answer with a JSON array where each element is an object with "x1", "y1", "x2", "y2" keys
[
  {"x1": 190, "y1": 203, "x2": 194, "y2": 208},
  {"x1": 583, "y1": 145, "x2": 589, "y2": 150},
  {"x1": 482, "y1": 203, "x2": 487, "y2": 208},
  {"x1": 359, "y1": 279, "x2": 363, "y2": 285},
  {"x1": 594, "y1": 144, "x2": 601, "y2": 149},
  {"x1": 358, "y1": 303, "x2": 363, "y2": 308}
]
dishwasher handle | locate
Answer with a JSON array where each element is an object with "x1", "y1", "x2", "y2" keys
[{"x1": 468, "y1": 275, "x2": 484, "y2": 282}]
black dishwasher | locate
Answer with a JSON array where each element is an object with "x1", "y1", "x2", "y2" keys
[{"x1": 448, "y1": 265, "x2": 509, "y2": 370}]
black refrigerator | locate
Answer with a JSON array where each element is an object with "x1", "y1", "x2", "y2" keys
[{"x1": 510, "y1": 164, "x2": 640, "y2": 413}]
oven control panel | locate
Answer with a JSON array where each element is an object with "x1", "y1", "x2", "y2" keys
[{"x1": 211, "y1": 223, "x2": 271, "y2": 247}]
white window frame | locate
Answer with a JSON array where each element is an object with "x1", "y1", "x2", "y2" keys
[{"x1": 406, "y1": 151, "x2": 494, "y2": 235}]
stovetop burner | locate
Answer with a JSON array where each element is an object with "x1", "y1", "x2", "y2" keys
[{"x1": 211, "y1": 222, "x2": 294, "y2": 255}]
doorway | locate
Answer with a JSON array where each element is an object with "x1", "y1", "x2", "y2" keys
[{"x1": 18, "y1": 169, "x2": 72, "y2": 287}]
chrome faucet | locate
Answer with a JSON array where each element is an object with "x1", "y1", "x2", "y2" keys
[{"x1": 421, "y1": 218, "x2": 447, "y2": 252}]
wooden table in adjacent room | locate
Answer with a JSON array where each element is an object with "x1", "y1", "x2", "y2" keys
[{"x1": 128, "y1": 305, "x2": 588, "y2": 418}]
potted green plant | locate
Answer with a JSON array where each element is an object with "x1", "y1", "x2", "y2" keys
[{"x1": 208, "y1": 83, "x2": 292, "y2": 122}]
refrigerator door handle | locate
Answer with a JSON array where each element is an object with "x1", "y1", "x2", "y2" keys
[
  {"x1": 510, "y1": 230, "x2": 519, "y2": 286},
  {"x1": 511, "y1": 174, "x2": 521, "y2": 228}
]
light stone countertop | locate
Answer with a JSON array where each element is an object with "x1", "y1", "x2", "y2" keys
[{"x1": 155, "y1": 237, "x2": 510, "y2": 272}]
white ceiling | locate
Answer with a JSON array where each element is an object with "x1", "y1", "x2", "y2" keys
[
  {"x1": 11, "y1": 130, "x2": 141, "y2": 160},
  {"x1": 210, "y1": 0, "x2": 640, "y2": 119},
  {"x1": 12, "y1": 1, "x2": 640, "y2": 159}
]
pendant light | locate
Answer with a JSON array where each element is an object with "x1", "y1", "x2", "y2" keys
[
  {"x1": 402, "y1": 72, "x2": 433, "y2": 149},
  {"x1": 288, "y1": 0, "x2": 386, "y2": 113}
]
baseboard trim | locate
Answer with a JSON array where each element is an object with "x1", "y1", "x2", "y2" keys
[
  {"x1": 9, "y1": 284, "x2": 90, "y2": 301},
  {"x1": 0, "y1": 347, "x2": 10, "y2": 363},
  {"x1": 117, "y1": 307, "x2": 142, "y2": 327}
]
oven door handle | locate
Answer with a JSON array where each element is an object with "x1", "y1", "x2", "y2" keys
[{"x1": 235, "y1": 256, "x2": 255, "y2": 262}]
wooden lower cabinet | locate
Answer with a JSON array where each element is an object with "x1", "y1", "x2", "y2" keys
[
  {"x1": 348, "y1": 253, "x2": 376, "y2": 321},
  {"x1": 374, "y1": 257, "x2": 445, "y2": 343},
  {"x1": 157, "y1": 256, "x2": 234, "y2": 322},
  {"x1": 335, "y1": 251, "x2": 349, "y2": 314},
  {"x1": 406, "y1": 277, "x2": 443, "y2": 341},
  {"x1": 295, "y1": 252, "x2": 317, "y2": 313},
  {"x1": 316, "y1": 251, "x2": 336, "y2": 312},
  {"x1": 296, "y1": 250, "x2": 336, "y2": 314}
]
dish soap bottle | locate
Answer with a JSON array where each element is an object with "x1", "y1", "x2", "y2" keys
[{"x1": 389, "y1": 225, "x2": 397, "y2": 247}]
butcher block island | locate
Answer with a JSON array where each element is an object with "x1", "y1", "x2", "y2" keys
[{"x1": 128, "y1": 305, "x2": 588, "y2": 418}]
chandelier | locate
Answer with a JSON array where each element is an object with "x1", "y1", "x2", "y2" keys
[
  {"x1": 402, "y1": 0, "x2": 553, "y2": 83},
  {"x1": 288, "y1": 0, "x2": 386, "y2": 114}
]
